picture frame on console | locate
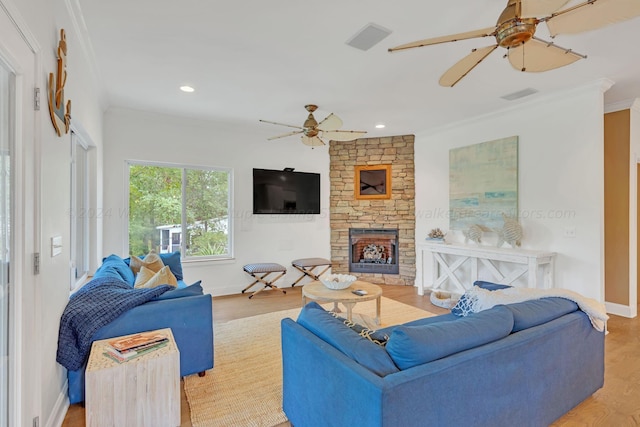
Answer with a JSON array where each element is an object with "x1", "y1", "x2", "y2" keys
[{"x1": 354, "y1": 164, "x2": 391, "y2": 200}]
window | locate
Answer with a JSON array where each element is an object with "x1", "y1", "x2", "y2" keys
[
  {"x1": 70, "y1": 130, "x2": 90, "y2": 287},
  {"x1": 127, "y1": 162, "x2": 232, "y2": 259}
]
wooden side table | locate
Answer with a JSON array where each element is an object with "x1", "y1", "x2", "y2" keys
[
  {"x1": 302, "y1": 280, "x2": 383, "y2": 325},
  {"x1": 85, "y1": 328, "x2": 180, "y2": 427}
]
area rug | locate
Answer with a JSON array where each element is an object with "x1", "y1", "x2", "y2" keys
[{"x1": 183, "y1": 297, "x2": 435, "y2": 427}]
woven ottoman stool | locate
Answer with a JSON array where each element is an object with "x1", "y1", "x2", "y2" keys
[
  {"x1": 290, "y1": 257, "x2": 332, "y2": 287},
  {"x1": 242, "y1": 263, "x2": 287, "y2": 299}
]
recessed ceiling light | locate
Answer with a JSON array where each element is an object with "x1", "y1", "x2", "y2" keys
[
  {"x1": 375, "y1": 124, "x2": 386, "y2": 129},
  {"x1": 180, "y1": 85, "x2": 195, "y2": 93}
]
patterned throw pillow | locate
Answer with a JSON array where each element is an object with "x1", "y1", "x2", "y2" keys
[
  {"x1": 129, "y1": 252, "x2": 164, "y2": 275},
  {"x1": 134, "y1": 265, "x2": 178, "y2": 289},
  {"x1": 329, "y1": 312, "x2": 390, "y2": 346},
  {"x1": 451, "y1": 281, "x2": 513, "y2": 317}
]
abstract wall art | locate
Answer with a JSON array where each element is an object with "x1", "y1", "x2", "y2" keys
[{"x1": 449, "y1": 136, "x2": 518, "y2": 230}]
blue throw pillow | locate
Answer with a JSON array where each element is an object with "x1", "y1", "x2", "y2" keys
[
  {"x1": 123, "y1": 251, "x2": 183, "y2": 280},
  {"x1": 94, "y1": 254, "x2": 135, "y2": 285},
  {"x1": 450, "y1": 281, "x2": 513, "y2": 316},
  {"x1": 386, "y1": 305, "x2": 514, "y2": 370},
  {"x1": 297, "y1": 302, "x2": 399, "y2": 377},
  {"x1": 158, "y1": 251, "x2": 183, "y2": 281},
  {"x1": 153, "y1": 281, "x2": 203, "y2": 300}
]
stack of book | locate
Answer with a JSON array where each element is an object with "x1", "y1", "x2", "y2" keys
[{"x1": 102, "y1": 331, "x2": 169, "y2": 363}]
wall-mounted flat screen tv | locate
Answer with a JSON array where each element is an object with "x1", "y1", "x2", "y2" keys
[{"x1": 253, "y1": 168, "x2": 321, "y2": 214}]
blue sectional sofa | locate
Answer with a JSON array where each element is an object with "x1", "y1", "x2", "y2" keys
[
  {"x1": 60, "y1": 253, "x2": 214, "y2": 404},
  {"x1": 282, "y1": 295, "x2": 605, "y2": 427}
]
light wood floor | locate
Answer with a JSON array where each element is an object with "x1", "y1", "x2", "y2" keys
[{"x1": 62, "y1": 285, "x2": 640, "y2": 426}]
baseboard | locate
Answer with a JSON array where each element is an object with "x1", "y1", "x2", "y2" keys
[
  {"x1": 46, "y1": 380, "x2": 69, "y2": 427},
  {"x1": 605, "y1": 301, "x2": 637, "y2": 318}
]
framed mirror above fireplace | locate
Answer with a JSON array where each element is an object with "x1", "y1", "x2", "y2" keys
[{"x1": 354, "y1": 164, "x2": 391, "y2": 200}]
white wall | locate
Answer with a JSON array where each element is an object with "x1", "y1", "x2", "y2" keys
[
  {"x1": 414, "y1": 80, "x2": 611, "y2": 301},
  {"x1": 102, "y1": 108, "x2": 331, "y2": 296},
  {"x1": 2, "y1": 0, "x2": 105, "y2": 426}
]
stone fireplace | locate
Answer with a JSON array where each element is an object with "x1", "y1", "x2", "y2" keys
[
  {"x1": 329, "y1": 135, "x2": 415, "y2": 286},
  {"x1": 349, "y1": 228, "x2": 399, "y2": 274}
]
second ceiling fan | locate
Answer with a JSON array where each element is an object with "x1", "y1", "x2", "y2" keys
[
  {"x1": 389, "y1": 0, "x2": 640, "y2": 87},
  {"x1": 260, "y1": 104, "x2": 367, "y2": 147}
]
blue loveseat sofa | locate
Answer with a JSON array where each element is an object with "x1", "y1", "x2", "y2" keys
[
  {"x1": 282, "y1": 292, "x2": 605, "y2": 427},
  {"x1": 60, "y1": 253, "x2": 214, "y2": 404}
]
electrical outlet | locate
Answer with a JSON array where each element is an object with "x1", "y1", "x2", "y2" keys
[{"x1": 563, "y1": 226, "x2": 576, "y2": 238}]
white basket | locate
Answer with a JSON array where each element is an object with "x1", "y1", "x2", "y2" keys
[
  {"x1": 429, "y1": 291, "x2": 459, "y2": 309},
  {"x1": 319, "y1": 274, "x2": 357, "y2": 290}
]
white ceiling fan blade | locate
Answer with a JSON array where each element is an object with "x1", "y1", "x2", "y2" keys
[
  {"x1": 316, "y1": 113, "x2": 343, "y2": 131},
  {"x1": 267, "y1": 130, "x2": 304, "y2": 141},
  {"x1": 301, "y1": 135, "x2": 326, "y2": 147},
  {"x1": 389, "y1": 27, "x2": 495, "y2": 52},
  {"x1": 320, "y1": 130, "x2": 367, "y2": 142},
  {"x1": 439, "y1": 44, "x2": 498, "y2": 87},
  {"x1": 259, "y1": 119, "x2": 304, "y2": 130},
  {"x1": 545, "y1": 0, "x2": 640, "y2": 37},
  {"x1": 508, "y1": 37, "x2": 585, "y2": 72},
  {"x1": 520, "y1": 0, "x2": 571, "y2": 18}
]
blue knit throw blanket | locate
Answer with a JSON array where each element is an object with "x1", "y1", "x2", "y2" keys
[{"x1": 56, "y1": 276, "x2": 172, "y2": 371}]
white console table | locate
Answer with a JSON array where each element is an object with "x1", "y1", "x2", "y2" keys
[{"x1": 418, "y1": 243, "x2": 556, "y2": 296}]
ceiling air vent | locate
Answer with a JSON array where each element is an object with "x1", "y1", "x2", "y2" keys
[
  {"x1": 346, "y1": 23, "x2": 392, "y2": 51},
  {"x1": 501, "y1": 88, "x2": 539, "y2": 101}
]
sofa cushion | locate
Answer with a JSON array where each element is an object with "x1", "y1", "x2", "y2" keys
[
  {"x1": 507, "y1": 298, "x2": 579, "y2": 332},
  {"x1": 153, "y1": 281, "x2": 203, "y2": 300},
  {"x1": 297, "y1": 302, "x2": 399, "y2": 376},
  {"x1": 134, "y1": 265, "x2": 178, "y2": 289},
  {"x1": 129, "y1": 253, "x2": 164, "y2": 275},
  {"x1": 386, "y1": 305, "x2": 514, "y2": 370},
  {"x1": 94, "y1": 254, "x2": 135, "y2": 285},
  {"x1": 451, "y1": 281, "x2": 512, "y2": 316}
]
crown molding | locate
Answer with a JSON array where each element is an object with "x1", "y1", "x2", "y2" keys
[
  {"x1": 420, "y1": 78, "x2": 614, "y2": 137},
  {"x1": 0, "y1": 0, "x2": 41, "y2": 53},
  {"x1": 63, "y1": 0, "x2": 107, "y2": 109},
  {"x1": 604, "y1": 98, "x2": 640, "y2": 114}
]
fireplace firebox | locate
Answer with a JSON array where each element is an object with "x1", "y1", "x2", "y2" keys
[{"x1": 349, "y1": 228, "x2": 399, "y2": 274}]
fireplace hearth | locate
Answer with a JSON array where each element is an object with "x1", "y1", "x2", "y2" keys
[{"x1": 349, "y1": 228, "x2": 399, "y2": 274}]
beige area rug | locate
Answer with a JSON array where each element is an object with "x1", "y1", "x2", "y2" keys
[{"x1": 183, "y1": 297, "x2": 436, "y2": 427}]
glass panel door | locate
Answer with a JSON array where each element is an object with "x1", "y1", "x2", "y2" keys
[{"x1": 0, "y1": 56, "x2": 12, "y2": 427}]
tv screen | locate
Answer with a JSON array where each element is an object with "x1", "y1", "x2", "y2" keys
[{"x1": 253, "y1": 168, "x2": 321, "y2": 214}]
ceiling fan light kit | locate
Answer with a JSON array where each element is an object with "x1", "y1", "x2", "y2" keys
[
  {"x1": 260, "y1": 104, "x2": 367, "y2": 147},
  {"x1": 389, "y1": 0, "x2": 640, "y2": 86}
]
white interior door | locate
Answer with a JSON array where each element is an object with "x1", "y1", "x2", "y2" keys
[
  {"x1": 0, "y1": 51, "x2": 11, "y2": 427},
  {"x1": 0, "y1": 2, "x2": 38, "y2": 426}
]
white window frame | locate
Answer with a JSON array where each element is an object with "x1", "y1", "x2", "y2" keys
[
  {"x1": 70, "y1": 129, "x2": 91, "y2": 289},
  {"x1": 125, "y1": 160, "x2": 234, "y2": 261}
]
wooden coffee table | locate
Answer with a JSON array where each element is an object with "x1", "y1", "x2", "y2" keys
[{"x1": 302, "y1": 280, "x2": 382, "y2": 325}]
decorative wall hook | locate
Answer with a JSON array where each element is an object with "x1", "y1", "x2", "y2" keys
[{"x1": 48, "y1": 28, "x2": 71, "y2": 137}]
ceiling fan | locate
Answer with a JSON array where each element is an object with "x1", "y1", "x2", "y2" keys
[
  {"x1": 259, "y1": 104, "x2": 367, "y2": 147},
  {"x1": 389, "y1": 0, "x2": 640, "y2": 87}
]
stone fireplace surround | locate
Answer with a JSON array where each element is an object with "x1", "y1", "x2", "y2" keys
[{"x1": 329, "y1": 135, "x2": 416, "y2": 286}]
